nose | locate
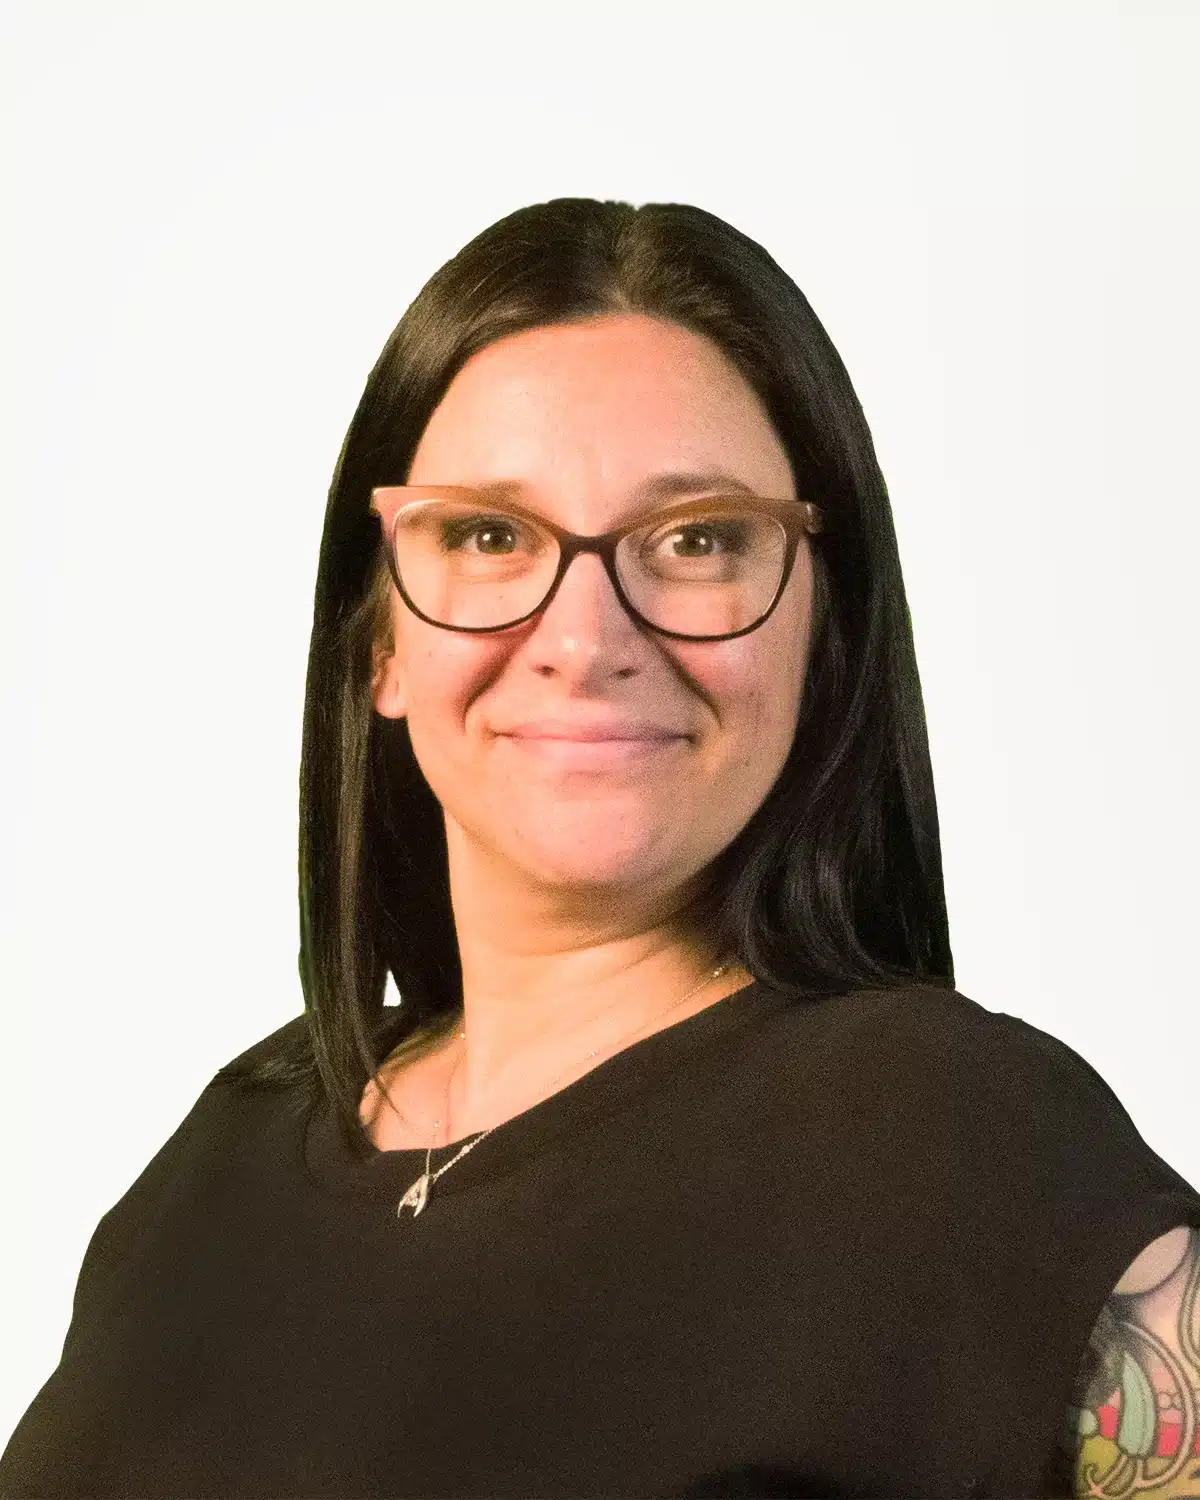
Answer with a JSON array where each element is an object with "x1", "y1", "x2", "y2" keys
[{"x1": 520, "y1": 551, "x2": 646, "y2": 679}]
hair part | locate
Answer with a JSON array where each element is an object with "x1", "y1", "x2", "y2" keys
[{"x1": 217, "y1": 198, "x2": 955, "y2": 1162}]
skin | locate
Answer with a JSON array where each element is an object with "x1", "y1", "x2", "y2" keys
[
  {"x1": 1066, "y1": 1224, "x2": 1200, "y2": 1498},
  {"x1": 368, "y1": 312, "x2": 817, "y2": 1142}
]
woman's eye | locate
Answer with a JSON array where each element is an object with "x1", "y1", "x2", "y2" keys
[
  {"x1": 660, "y1": 522, "x2": 748, "y2": 556},
  {"x1": 442, "y1": 516, "x2": 523, "y2": 553},
  {"x1": 668, "y1": 527, "x2": 715, "y2": 555}
]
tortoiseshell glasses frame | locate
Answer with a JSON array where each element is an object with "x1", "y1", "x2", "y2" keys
[{"x1": 368, "y1": 485, "x2": 826, "y2": 643}]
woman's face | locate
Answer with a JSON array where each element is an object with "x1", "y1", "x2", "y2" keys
[{"x1": 372, "y1": 313, "x2": 817, "y2": 925}]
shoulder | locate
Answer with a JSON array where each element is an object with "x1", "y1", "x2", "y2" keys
[
  {"x1": 208, "y1": 1004, "x2": 421, "y2": 1085},
  {"x1": 808, "y1": 977, "x2": 1101, "y2": 1065},
  {"x1": 104, "y1": 1013, "x2": 323, "y2": 1221},
  {"x1": 856, "y1": 981, "x2": 1134, "y2": 1104},
  {"x1": 781, "y1": 979, "x2": 1137, "y2": 1127},
  {"x1": 209, "y1": 1010, "x2": 314, "y2": 1082},
  {"x1": 774, "y1": 980, "x2": 1199, "y2": 1230}
]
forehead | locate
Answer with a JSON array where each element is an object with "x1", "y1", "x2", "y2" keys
[{"x1": 407, "y1": 314, "x2": 794, "y2": 500}]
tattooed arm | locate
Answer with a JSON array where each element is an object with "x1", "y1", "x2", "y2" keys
[{"x1": 1063, "y1": 1225, "x2": 1200, "y2": 1499}]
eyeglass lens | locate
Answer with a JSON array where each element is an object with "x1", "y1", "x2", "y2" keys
[{"x1": 388, "y1": 497, "x2": 788, "y2": 637}]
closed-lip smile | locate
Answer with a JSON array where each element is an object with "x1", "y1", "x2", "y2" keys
[
  {"x1": 498, "y1": 719, "x2": 692, "y2": 769},
  {"x1": 503, "y1": 718, "x2": 689, "y2": 742}
]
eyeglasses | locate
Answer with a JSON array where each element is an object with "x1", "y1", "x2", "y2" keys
[{"x1": 368, "y1": 485, "x2": 826, "y2": 642}]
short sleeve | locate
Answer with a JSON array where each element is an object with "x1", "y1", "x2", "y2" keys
[
  {"x1": 893, "y1": 996, "x2": 1200, "y2": 1497},
  {"x1": 60, "y1": 1013, "x2": 308, "y2": 1362}
]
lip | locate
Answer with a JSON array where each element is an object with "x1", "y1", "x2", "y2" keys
[
  {"x1": 503, "y1": 720, "x2": 689, "y2": 742},
  {"x1": 502, "y1": 735, "x2": 689, "y2": 768}
]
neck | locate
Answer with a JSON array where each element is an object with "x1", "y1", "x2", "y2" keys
[
  {"x1": 436, "y1": 944, "x2": 746, "y2": 1140},
  {"x1": 433, "y1": 816, "x2": 744, "y2": 1137}
]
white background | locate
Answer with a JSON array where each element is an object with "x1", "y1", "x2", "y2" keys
[{"x1": 2, "y1": 0, "x2": 1197, "y2": 1448}]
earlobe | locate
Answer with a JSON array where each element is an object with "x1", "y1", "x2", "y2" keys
[{"x1": 371, "y1": 647, "x2": 408, "y2": 720}]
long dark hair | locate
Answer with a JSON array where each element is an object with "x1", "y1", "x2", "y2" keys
[{"x1": 224, "y1": 197, "x2": 954, "y2": 1157}]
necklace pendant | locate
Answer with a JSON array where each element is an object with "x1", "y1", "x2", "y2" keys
[{"x1": 398, "y1": 1171, "x2": 430, "y2": 1217}]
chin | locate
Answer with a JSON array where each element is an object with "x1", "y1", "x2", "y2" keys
[
  {"x1": 445, "y1": 795, "x2": 718, "y2": 900},
  {"x1": 518, "y1": 844, "x2": 674, "y2": 893},
  {"x1": 505, "y1": 819, "x2": 696, "y2": 895}
]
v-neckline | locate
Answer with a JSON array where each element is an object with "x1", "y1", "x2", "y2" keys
[{"x1": 304, "y1": 976, "x2": 798, "y2": 1205}]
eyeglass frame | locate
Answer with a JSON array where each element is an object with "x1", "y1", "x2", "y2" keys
[{"x1": 368, "y1": 484, "x2": 827, "y2": 643}]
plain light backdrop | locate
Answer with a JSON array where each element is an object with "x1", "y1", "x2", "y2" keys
[{"x1": 2, "y1": 0, "x2": 1197, "y2": 1448}]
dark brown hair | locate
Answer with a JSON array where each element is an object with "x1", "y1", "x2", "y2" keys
[{"x1": 222, "y1": 197, "x2": 955, "y2": 1158}]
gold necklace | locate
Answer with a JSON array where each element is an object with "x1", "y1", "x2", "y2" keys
[{"x1": 396, "y1": 959, "x2": 735, "y2": 1219}]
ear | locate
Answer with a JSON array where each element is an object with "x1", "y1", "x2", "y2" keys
[{"x1": 371, "y1": 637, "x2": 408, "y2": 719}]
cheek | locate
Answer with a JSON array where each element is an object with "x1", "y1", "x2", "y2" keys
[
  {"x1": 686, "y1": 630, "x2": 809, "y2": 815},
  {"x1": 401, "y1": 636, "x2": 497, "y2": 778},
  {"x1": 718, "y1": 679, "x2": 802, "y2": 791},
  {"x1": 691, "y1": 626, "x2": 806, "y2": 748}
]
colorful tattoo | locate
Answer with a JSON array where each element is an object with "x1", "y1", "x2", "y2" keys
[{"x1": 1066, "y1": 1228, "x2": 1200, "y2": 1498}]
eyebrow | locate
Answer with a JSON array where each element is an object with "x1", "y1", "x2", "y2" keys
[{"x1": 471, "y1": 469, "x2": 760, "y2": 514}]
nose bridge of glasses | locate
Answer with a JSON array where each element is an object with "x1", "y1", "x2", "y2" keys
[{"x1": 542, "y1": 530, "x2": 629, "y2": 618}]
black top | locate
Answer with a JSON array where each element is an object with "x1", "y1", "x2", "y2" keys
[{"x1": 3, "y1": 979, "x2": 1198, "y2": 1499}]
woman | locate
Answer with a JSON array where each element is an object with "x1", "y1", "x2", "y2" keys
[{"x1": 2, "y1": 198, "x2": 1197, "y2": 1500}]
